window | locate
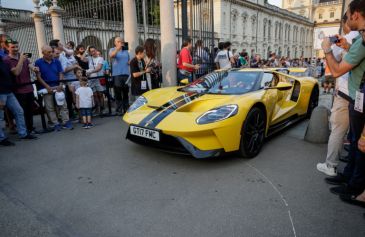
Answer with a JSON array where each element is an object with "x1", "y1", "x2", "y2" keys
[
  {"x1": 330, "y1": 11, "x2": 334, "y2": 18},
  {"x1": 319, "y1": 13, "x2": 323, "y2": 19},
  {"x1": 261, "y1": 73, "x2": 274, "y2": 88}
]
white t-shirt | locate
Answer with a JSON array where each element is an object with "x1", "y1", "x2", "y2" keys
[
  {"x1": 214, "y1": 50, "x2": 233, "y2": 69},
  {"x1": 76, "y1": 87, "x2": 93, "y2": 108},
  {"x1": 331, "y1": 31, "x2": 359, "y2": 95},
  {"x1": 88, "y1": 56, "x2": 104, "y2": 78}
]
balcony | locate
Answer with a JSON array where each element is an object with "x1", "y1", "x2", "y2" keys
[{"x1": 313, "y1": 0, "x2": 343, "y2": 6}]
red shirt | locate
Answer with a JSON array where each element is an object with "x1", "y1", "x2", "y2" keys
[
  {"x1": 178, "y1": 47, "x2": 193, "y2": 72},
  {"x1": 3, "y1": 55, "x2": 33, "y2": 94}
]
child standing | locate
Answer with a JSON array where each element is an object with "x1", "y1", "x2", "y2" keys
[{"x1": 75, "y1": 77, "x2": 94, "y2": 128}]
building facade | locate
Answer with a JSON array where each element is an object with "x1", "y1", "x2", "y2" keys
[
  {"x1": 283, "y1": 0, "x2": 349, "y2": 57},
  {"x1": 213, "y1": 0, "x2": 314, "y2": 59}
]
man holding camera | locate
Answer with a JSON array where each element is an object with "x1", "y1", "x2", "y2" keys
[
  {"x1": 3, "y1": 39, "x2": 39, "y2": 134},
  {"x1": 321, "y1": 0, "x2": 365, "y2": 196},
  {"x1": 0, "y1": 51, "x2": 37, "y2": 146},
  {"x1": 109, "y1": 37, "x2": 130, "y2": 115}
]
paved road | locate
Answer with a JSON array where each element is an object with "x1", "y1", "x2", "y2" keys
[{"x1": 0, "y1": 95, "x2": 364, "y2": 237}]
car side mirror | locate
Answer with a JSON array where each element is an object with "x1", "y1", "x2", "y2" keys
[
  {"x1": 265, "y1": 82, "x2": 293, "y2": 91},
  {"x1": 180, "y1": 78, "x2": 189, "y2": 85}
]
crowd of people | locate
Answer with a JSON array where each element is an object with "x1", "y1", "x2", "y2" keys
[{"x1": 0, "y1": 35, "x2": 162, "y2": 146}]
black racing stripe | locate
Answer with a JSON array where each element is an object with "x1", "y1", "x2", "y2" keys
[
  {"x1": 145, "y1": 93, "x2": 203, "y2": 129},
  {"x1": 138, "y1": 93, "x2": 195, "y2": 127}
]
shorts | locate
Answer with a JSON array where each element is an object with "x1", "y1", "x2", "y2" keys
[
  {"x1": 89, "y1": 78, "x2": 105, "y2": 92},
  {"x1": 79, "y1": 108, "x2": 92, "y2": 117},
  {"x1": 324, "y1": 75, "x2": 335, "y2": 84}
]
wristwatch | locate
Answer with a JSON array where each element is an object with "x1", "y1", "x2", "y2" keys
[{"x1": 324, "y1": 48, "x2": 333, "y2": 54}]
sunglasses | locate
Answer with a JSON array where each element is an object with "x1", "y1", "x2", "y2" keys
[{"x1": 5, "y1": 39, "x2": 18, "y2": 44}]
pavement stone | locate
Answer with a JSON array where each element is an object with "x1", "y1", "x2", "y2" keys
[{"x1": 0, "y1": 93, "x2": 364, "y2": 236}]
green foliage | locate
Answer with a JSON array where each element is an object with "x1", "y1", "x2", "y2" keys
[{"x1": 41, "y1": 0, "x2": 75, "y2": 8}]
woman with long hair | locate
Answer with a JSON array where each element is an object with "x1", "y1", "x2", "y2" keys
[{"x1": 144, "y1": 38, "x2": 161, "y2": 89}]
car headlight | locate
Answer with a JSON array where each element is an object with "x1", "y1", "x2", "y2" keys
[
  {"x1": 127, "y1": 96, "x2": 147, "y2": 113},
  {"x1": 196, "y1": 104, "x2": 238, "y2": 124}
]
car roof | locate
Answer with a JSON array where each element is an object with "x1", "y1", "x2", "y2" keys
[{"x1": 266, "y1": 67, "x2": 308, "y2": 73}]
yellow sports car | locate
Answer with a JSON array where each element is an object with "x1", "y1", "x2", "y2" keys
[{"x1": 123, "y1": 68, "x2": 319, "y2": 158}]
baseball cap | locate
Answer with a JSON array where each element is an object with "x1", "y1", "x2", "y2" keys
[{"x1": 55, "y1": 91, "x2": 65, "y2": 106}]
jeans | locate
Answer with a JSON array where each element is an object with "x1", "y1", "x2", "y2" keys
[
  {"x1": 0, "y1": 93, "x2": 27, "y2": 140},
  {"x1": 113, "y1": 75, "x2": 129, "y2": 112},
  {"x1": 177, "y1": 70, "x2": 192, "y2": 84},
  {"x1": 15, "y1": 92, "x2": 35, "y2": 132},
  {"x1": 343, "y1": 104, "x2": 365, "y2": 191}
]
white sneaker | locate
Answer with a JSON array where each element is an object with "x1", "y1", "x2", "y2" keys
[{"x1": 316, "y1": 163, "x2": 337, "y2": 176}]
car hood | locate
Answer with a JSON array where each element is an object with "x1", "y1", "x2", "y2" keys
[{"x1": 144, "y1": 87, "x2": 254, "y2": 112}]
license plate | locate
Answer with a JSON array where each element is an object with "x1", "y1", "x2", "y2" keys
[{"x1": 130, "y1": 125, "x2": 160, "y2": 141}]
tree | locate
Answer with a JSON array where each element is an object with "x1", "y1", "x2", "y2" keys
[{"x1": 41, "y1": 0, "x2": 76, "y2": 8}]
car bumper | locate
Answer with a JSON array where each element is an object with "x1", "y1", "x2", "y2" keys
[{"x1": 125, "y1": 127, "x2": 223, "y2": 159}]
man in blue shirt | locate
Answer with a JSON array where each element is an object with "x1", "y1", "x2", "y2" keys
[
  {"x1": 0, "y1": 34, "x2": 9, "y2": 58},
  {"x1": 109, "y1": 37, "x2": 130, "y2": 115},
  {"x1": 35, "y1": 45, "x2": 71, "y2": 130}
]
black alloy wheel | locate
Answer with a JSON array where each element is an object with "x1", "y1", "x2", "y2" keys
[
  {"x1": 239, "y1": 107, "x2": 266, "y2": 158},
  {"x1": 306, "y1": 86, "x2": 319, "y2": 118}
]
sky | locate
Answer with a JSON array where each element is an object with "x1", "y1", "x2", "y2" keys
[{"x1": 2, "y1": 0, "x2": 282, "y2": 11}]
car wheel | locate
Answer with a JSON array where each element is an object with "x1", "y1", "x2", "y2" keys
[
  {"x1": 239, "y1": 107, "x2": 266, "y2": 158},
  {"x1": 306, "y1": 86, "x2": 319, "y2": 118}
]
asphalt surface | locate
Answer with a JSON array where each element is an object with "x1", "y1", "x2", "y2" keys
[{"x1": 0, "y1": 94, "x2": 364, "y2": 237}]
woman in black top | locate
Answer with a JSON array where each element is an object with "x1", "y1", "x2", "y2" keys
[{"x1": 130, "y1": 46, "x2": 151, "y2": 96}]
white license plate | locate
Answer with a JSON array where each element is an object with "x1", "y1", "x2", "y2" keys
[{"x1": 130, "y1": 125, "x2": 160, "y2": 141}]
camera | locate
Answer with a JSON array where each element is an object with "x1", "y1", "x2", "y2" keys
[
  {"x1": 122, "y1": 42, "x2": 129, "y2": 51},
  {"x1": 329, "y1": 36, "x2": 339, "y2": 44},
  {"x1": 23, "y1": 53, "x2": 32, "y2": 58}
]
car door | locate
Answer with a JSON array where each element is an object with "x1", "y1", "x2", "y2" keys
[{"x1": 269, "y1": 72, "x2": 298, "y2": 124}]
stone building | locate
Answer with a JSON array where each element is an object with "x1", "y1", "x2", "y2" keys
[
  {"x1": 282, "y1": 0, "x2": 350, "y2": 57},
  {"x1": 210, "y1": 0, "x2": 314, "y2": 59}
]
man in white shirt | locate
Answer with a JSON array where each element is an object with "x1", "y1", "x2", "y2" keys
[
  {"x1": 86, "y1": 46, "x2": 105, "y2": 115},
  {"x1": 214, "y1": 41, "x2": 235, "y2": 69},
  {"x1": 317, "y1": 15, "x2": 359, "y2": 176}
]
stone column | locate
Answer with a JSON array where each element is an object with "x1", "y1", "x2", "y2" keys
[
  {"x1": 160, "y1": 0, "x2": 177, "y2": 86},
  {"x1": 49, "y1": 0, "x2": 65, "y2": 45},
  {"x1": 123, "y1": 0, "x2": 139, "y2": 58},
  {"x1": 32, "y1": 0, "x2": 47, "y2": 57}
]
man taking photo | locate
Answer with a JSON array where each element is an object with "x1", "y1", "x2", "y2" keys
[{"x1": 321, "y1": 0, "x2": 365, "y2": 197}]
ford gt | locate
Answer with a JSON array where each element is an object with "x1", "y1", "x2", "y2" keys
[{"x1": 123, "y1": 68, "x2": 319, "y2": 158}]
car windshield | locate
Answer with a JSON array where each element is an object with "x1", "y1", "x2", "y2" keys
[{"x1": 180, "y1": 71, "x2": 261, "y2": 95}]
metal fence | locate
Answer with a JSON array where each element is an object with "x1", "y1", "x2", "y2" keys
[{"x1": 2, "y1": 0, "x2": 217, "y2": 73}]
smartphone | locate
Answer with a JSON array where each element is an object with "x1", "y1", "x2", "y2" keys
[
  {"x1": 23, "y1": 53, "x2": 32, "y2": 58},
  {"x1": 329, "y1": 36, "x2": 339, "y2": 44},
  {"x1": 122, "y1": 42, "x2": 129, "y2": 51}
]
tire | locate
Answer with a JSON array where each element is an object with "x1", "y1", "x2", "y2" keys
[
  {"x1": 239, "y1": 107, "x2": 266, "y2": 158},
  {"x1": 306, "y1": 86, "x2": 319, "y2": 118}
]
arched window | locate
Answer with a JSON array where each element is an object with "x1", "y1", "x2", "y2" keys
[
  {"x1": 251, "y1": 15, "x2": 257, "y2": 38},
  {"x1": 242, "y1": 12, "x2": 248, "y2": 37}
]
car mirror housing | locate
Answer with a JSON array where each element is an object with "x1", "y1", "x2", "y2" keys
[{"x1": 179, "y1": 79, "x2": 189, "y2": 85}]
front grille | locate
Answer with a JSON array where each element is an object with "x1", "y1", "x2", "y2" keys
[{"x1": 126, "y1": 128, "x2": 189, "y2": 155}]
